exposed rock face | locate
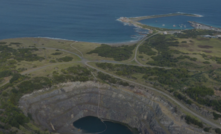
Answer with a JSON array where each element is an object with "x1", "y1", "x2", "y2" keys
[{"x1": 19, "y1": 81, "x2": 205, "y2": 134}]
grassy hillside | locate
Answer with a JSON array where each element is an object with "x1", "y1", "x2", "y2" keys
[{"x1": 1, "y1": 30, "x2": 221, "y2": 133}]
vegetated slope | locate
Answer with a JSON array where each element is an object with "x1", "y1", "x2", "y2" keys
[
  {"x1": 139, "y1": 30, "x2": 221, "y2": 68},
  {"x1": 0, "y1": 65, "x2": 94, "y2": 133},
  {"x1": 0, "y1": 42, "x2": 92, "y2": 133},
  {"x1": 95, "y1": 61, "x2": 221, "y2": 112},
  {"x1": 0, "y1": 41, "x2": 133, "y2": 133},
  {"x1": 1, "y1": 30, "x2": 221, "y2": 133},
  {"x1": 87, "y1": 44, "x2": 136, "y2": 61},
  {"x1": 95, "y1": 62, "x2": 221, "y2": 133}
]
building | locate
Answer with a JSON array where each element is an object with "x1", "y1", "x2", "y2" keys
[{"x1": 163, "y1": 31, "x2": 167, "y2": 35}]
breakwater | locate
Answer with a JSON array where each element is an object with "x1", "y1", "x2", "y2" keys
[
  {"x1": 117, "y1": 13, "x2": 202, "y2": 31},
  {"x1": 129, "y1": 13, "x2": 202, "y2": 22}
]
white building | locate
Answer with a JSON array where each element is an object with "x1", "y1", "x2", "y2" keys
[{"x1": 163, "y1": 31, "x2": 167, "y2": 35}]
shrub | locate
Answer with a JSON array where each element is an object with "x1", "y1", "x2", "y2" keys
[
  {"x1": 203, "y1": 61, "x2": 210, "y2": 64},
  {"x1": 215, "y1": 128, "x2": 221, "y2": 134},
  {"x1": 139, "y1": 45, "x2": 157, "y2": 56},
  {"x1": 10, "y1": 73, "x2": 24, "y2": 83},
  {"x1": 185, "y1": 115, "x2": 203, "y2": 128},
  {"x1": 213, "y1": 112, "x2": 221, "y2": 120},
  {"x1": 2, "y1": 91, "x2": 8, "y2": 96},
  {"x1": 203, "y1": 127, "x2": 210, "y2": 132},
  {"x1": 50, "y1": 60, "x2": 56, "y2": 63},
  {"x1": 0, "y1": 70, "x2": 12, "y2": 78},
  {"x1": 18, "y1": 77, "x2": 51, "y2": 94},
  {"x1": 87, "y1": 44, "x2": 136, "y2": 61},
  {"x1": 57, "y1": 56, "x2": 73, "y2": 62},
  {"x1": 51, "y1": 52, "x2": 62, "y2": 55},
  {"x1": 138, "y1": 55, "x2": 144, "y2": 58},
  {"x1": 174, "y1": 92, "x2": 192, "y2": 105},
  {"x1": 0, "y1": 42, "x2": 7, "y2": 44},
  {"x1": 185, "y1": 86, "x2": 214, "y2": 98}
]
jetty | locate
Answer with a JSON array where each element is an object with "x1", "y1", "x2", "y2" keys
[
  {"x1": 129, "y1": 12, "x2": 202, "y2": 22},
  {"x1": 117, "y1": 13, "x2": 221, "y2": 34},
  {"x1": 117, "y1": 12, "x2": 202, "y2": 32}
]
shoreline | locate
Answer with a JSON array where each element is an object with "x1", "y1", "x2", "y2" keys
[
  {"x1": 189, "y1": 21, "x2": 221, "y2": 32},
  {"x1": 36, "y1": 37, "x2": 143, "y2": 46},
  {"x1": 0, "y1": 36, "x2": 143, "y2": 47},
  {"x1": 106, "y1": 39, "x2": 141, "y2": 46}
]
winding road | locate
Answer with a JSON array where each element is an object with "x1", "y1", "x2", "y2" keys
[
  {"x1": 133, "y1": 32, "x2": 159, "y2": 65},
  {"x1": 30, "y1": 44, "x2": 220, "y2": 128},
  {"x1": 70, "y1": 43, "x2": 84, "y2": 58},
  {"x1": 69, "y1": 41, "x2": 221, "y2": 129},
  {"x1": 1, "y1": 37, "x2": 220, "y2": 129},
  {"x1": 85, "y1": 62, "x2": 221, "y2": 129}
]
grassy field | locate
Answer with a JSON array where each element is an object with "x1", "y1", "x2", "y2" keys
[
  {"x1": 2, "y1": 38, "x2": 118, "y2": 61},
  {"x1": 2, "y1": 36, "x2": 221, "y2": 133},
  {"x1": 88, "y1": 62, "x2": 160, "y2": 90},
  {"x1": 23, "y1": 62, "x2": 84, "y2": 77},
  {"x1": 172, "y1": 38, "x2": 221, "y2": 56},
  {"x1": 136, "y1": 36, "x2": 221, "y2": 70},
  {"x1": 70, "y1": 41, "x2": 116, "y2": 61},
  {"x1": 136, "y1": 47, "x2": 157, "y2": 65},
  {"x1": 14, "y1": 48, "x2": 80, "y2": 71},
  {"x1": 170, "y1": 38, "x2": 221, "y2": 67}
]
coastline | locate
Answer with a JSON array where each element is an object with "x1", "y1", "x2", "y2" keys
[
  {"x1": 106, "y1": 39, "x2": 140, "y2": 46},
  {"x1": 0, "y1": 36, "x2": 142, "y2": 47},
  {"x1": 189, "y1": 21, "x2": 221, "y2": 32},
  {"x1": 39, "y1": 37, "x2": 143, "y2": 46}
]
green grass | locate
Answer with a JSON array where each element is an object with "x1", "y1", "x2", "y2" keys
[
  {"x1": 25, "y1": 62, "x2": 83, "y2": 77},
  {"x1": 1, "y1": 36, "x2": 221, "y2": 133},
  {"x1": 171, "y1": 38, "x2": 221, "y2": 57},
  {"x1": 15, "y1": 49, "x2": 80, "y2": 72},
  {"x1": 169, "y1": 38, "x2": 221, "y2": 68}
]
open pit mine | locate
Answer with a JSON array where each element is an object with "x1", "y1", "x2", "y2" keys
[{"x1": 19, "y1": 81, "x2": 205, "y2": 134}]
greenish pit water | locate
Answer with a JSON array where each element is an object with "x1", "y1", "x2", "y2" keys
[{"x1": 73, "y1": 116, "x2": 137, "y2": 134}]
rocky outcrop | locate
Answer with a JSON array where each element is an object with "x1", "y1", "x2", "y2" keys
[{"x1": 19, "y1": 81, "x2": 206, "y2": 134}]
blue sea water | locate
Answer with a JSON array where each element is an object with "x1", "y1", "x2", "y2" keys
[{"x1": 0, "y1": 0, "x2": 221, "y2": 43}]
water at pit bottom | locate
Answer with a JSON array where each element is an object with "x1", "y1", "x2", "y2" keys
[{"x1": 73, "y1": 116, "x2": 136, "y2": 134}]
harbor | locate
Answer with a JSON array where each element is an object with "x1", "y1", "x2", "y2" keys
[
  {"x1": 117, "y1": 12, "x2": 202, "y2": 32},
  {"x1": 117, "y1": 12, "x2": 221, "y2": 35}
]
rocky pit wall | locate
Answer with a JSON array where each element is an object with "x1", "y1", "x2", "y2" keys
[{"x1": 19, "y1": 81, "x2": 206, "y2": 134}]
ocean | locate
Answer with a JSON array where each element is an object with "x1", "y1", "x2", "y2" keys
[{"x1": 1, "y1": 0, "x2": 221, "y2": 43}]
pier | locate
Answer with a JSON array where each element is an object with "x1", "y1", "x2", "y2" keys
[{"x1": 129, "y1": 12, "x2": 202, "y2": 22}]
